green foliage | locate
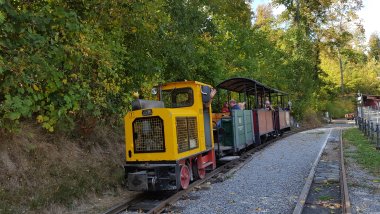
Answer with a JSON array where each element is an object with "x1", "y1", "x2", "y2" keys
[
  {"x1": 0, "y1": 0, "x2": 263, "y2": 132},
  {"x1": 0, "y1": 1, "x2": 139, "y2": 132},
  {"x1": 324, "y1": 97, "x2": 355, "y2": 118},
  {"x1": 368, "y1": 33, "x2": 380, "y2": 61},
  {"x1": 0, "y1": 0, "x2": 376, "y2": 132}
]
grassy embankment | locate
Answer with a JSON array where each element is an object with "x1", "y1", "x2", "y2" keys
[
  {"x1": 0, "y1": 122, "x2": 126, "y2": 214},
  {"x1": 343, "y1": 128, "x2": 380, "y2": 176}
]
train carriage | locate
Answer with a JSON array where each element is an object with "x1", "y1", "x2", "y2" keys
[{"x1": 214, "y1": 78, "x2": 291, "y2": 155}]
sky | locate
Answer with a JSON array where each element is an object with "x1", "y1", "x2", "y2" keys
[
  {"x1": 358, "y1": 0, "x2": 380, "y2": 40},
  {"x1": 251, "y1": 0, "x2": 380, "y2": 42}
]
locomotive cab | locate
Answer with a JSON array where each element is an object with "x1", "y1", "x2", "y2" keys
[{"x1": 124, "y1": 81, "x2": 216, "y2": 191}]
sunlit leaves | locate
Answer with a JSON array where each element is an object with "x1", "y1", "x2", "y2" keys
[
  {"x1": 369, "y1": 33, "x2": 380, "y2": 61},
  {"x1": 2, "y1": 0, "x2": 368, "y2": 132}
]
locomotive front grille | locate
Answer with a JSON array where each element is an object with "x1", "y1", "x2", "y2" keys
[
  {"x1": 133, "y1": 116, "x2": 165, "y2": 153},
  {"x1": 176, "y1": 117, "x2": 198, "y2": 153}
]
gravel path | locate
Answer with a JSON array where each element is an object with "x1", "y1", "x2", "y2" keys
[
  {"x1": 345, "y1": 148, "x2": 380, "y2": 213},
  {"x1": 171, "y1": 128, "x2": 333, "y2": 214}
]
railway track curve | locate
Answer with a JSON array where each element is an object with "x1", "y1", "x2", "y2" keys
[{"x1": 103, "y1": 128, "x2": 309, "y2": 214}]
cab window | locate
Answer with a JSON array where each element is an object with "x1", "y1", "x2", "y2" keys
[{"x1": 161, "y1": 88, "x2": 194, "y2": 108}]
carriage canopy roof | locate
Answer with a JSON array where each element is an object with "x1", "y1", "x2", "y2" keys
[{"x1": 216, "y1": 77, "x2": 287, "y2": 96}]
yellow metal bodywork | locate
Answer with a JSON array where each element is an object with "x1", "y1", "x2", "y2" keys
[{"x1": 125, "y1": 81, "x2": 214, "y2": 162}]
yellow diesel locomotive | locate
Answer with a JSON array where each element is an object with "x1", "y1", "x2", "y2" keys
[{"x1": 124, "y1": 81, "x2": 216, "y2": 191}]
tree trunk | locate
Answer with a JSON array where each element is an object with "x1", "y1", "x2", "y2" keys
[{"x1": 338, "y1": 48, "x2": 344, "y2": 94}]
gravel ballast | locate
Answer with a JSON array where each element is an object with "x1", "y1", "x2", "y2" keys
[
  {"x1": 345, "y1": 149, "x2": 380, "y2": 213},
  {"x1": 171, "y1": 128, "x2": 334, "y2": 214}
]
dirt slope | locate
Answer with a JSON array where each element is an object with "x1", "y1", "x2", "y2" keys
[{"x1": 0, "y1": 122, "x2": 130, "y2": 214}]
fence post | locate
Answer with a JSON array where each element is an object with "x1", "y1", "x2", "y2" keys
[
  {"x1": 360, "y1": 118, "x2": 363, "y2": 131},
  {"x1": 377, "y1": 124, "x2": 379, "y2": 150},
  {"x1": 362, "y1": 119, "x2": 364, "y2": 133},
  {"x1": 368, "y1": 120, "x2": 371, "y2": 140},
  {"x1": 366, "y1": 119, "x2": 369, "y2": 136},
  {"x1": 371, "y1": 122, "x2": 374, "y2": 142},
  {"x1": 369, "y1": 121, "x2": 371, "y2": 140},
  {"x1": 368, "y1": 120, "x2": 371, "y2": 138}
]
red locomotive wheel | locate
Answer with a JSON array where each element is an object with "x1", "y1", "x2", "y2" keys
[
  {"x1": 180, "y1": 165, "x2": 190, "y2": 189},
  {"x1": 198, "y1": 167, "x2": 206, "y2": 179}
]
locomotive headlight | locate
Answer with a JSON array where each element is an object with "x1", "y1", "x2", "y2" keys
[{"x1": 151, "y1": 87, "x2": 157, "y2": 95}]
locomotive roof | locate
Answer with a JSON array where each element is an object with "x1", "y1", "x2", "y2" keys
[
  {"x1": 216, "y1": 77, "x2": 287, "y2": 96},
  {"x1": 157, "y1": 80, "x2": 211, "y2": 88}
]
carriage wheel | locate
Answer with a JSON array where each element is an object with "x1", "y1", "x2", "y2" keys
[{"x1": 180, "y1": 165, "x2": 190, "y2": 190}]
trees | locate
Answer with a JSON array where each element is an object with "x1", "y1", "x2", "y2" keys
[
  {"x1": 1, "y1": 0, "x2": 378, "y2": 132},
  {"x1": 271, "y1": 0, "x2": 374, "y2": 116},
  {"x1": 369, "y1": 33, "x2": 380, "y2": 61},
  {"x1": 0, "y1": 0, "x2": 257, "y2": 132},
  {"x1": 321, "y1": 0, "x2": 363, "y2": 94}
]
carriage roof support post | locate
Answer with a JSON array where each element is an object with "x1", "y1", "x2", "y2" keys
[
  {"x1": 246, "y1": 91, "x2": 250, "y2": 109},
  {"x1": 217, "y1": 88, "x2": 221, "y2": 112},
  {"x1": 262, "y1": 88, "x2": 265, "y2": 108},
  {"x1": 254, "y1": 83, "x2": 258, "y2": 109},
  {"x1": 276, "y1": 94, "x2": 279, "y2": 108},
  {"x1": 280, "y1": 95, "x2": 283, "y2": 109},
  {"x1": 228, "y1": 91, "x2": 231, "y2": 109},
  {"x1": 244, "y1": 83, "x2": 247, "y2": 104}
]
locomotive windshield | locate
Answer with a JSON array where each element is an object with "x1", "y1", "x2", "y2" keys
[{"x1": 161, "y1": 87, "x2": 194, "y2": 108}]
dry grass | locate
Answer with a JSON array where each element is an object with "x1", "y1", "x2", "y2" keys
[{"x1": 0, "y1": 122, "x2": 128, "y2": 214}]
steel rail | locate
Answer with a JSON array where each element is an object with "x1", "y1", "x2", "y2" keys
[
  {"x1": 340, "y1": 129, "x2": 352, "y2": 214},
  {"x1": 292, "y1": 128, "x2": 352, "y2": 214},
  {"x1": 101, "y1": 194, "x2": 145, "y2": 214},
  {"x1": 292, "y1": 128, "x2": 332, "y2": 214}
]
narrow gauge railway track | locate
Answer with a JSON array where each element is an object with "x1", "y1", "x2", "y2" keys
[
  {"x1": 103, "y1": 128, "x2": 309, "y2": 214},
  {"x1": 293, "y1": 129, "x2": 351, "y2": 214}
]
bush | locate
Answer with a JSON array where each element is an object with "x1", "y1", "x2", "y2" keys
[{"x1": 325, "y1": 97, "x2": 355, "y2": 119}]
